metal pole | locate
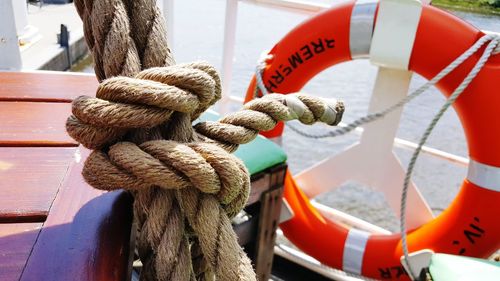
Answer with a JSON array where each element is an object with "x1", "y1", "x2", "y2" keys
[
  {"x1": 158, "y1": 0, "x2": 175, "y2": 53},
  {"x1": 12, "y1": 0, "x2": 28, "y2": 35},
  {"x1": 0, "y1": 0, "x2": 22, "y2": 70},
  {"x1": 219, "y1": 0, "x2": 239, "y2": 114}
]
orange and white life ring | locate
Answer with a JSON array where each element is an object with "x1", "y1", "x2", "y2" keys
[{"x1": 244, "y1": 0, "x2": 500, "y2": 280}]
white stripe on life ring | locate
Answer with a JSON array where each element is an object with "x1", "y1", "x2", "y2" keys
[
  {"x1": 467, "y1": 159, "x2": 500, "y2": 192},
  {"x1": 342, "y1": 228, "x2": 370, "y2": 275},
  {"x1": 349, "y1": 0, "x2": 377, "y2": 59}
]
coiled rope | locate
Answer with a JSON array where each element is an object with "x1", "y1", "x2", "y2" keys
[
  {"x1": 69, "y1": 1, "x2": 344, "y2": 280},
  {"x1": 255, "y1": 34, "x2": 500, "y2": 280}
]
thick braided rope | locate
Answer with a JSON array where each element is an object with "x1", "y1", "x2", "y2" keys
[
  {"x1": 74, "y1": 0, "x2": 199, "y2": 279},
  {"x1": 67, "y1": 62, "x2": 253, "y2": 279},
  {"x1": 75, "y1": 0, "x2": 174, "y2": 81},
  {"x1": 195, "y1": 93, "x2": 344, "y2": 150},
  {"x1": 134, "y1": 189, "x2": 193, "y2": 281},
  {"x1": 68, "y1": 65, "x2": 342, "y2": 281},
  {"x1": 66, "y1": 62, "x2": 220, "y2": 149},
  {"x1": 82, "y1": 140, "x2": 251, "y2": 217},
  {"x1": 125, "y1": 0, "x2": 175, "y2": 68},
  {"x1": 82, "y1": 0, "x2": 237, "y2": 276},
  {"x1": 75, "y1": 0, "x2": 141, "y2": 81},
  {"x1": 75, "y1": 91, "x2": 342, "y2": 215},
  {"x1": 71, "y1": 1, "x2": 345, "y2": 280}
]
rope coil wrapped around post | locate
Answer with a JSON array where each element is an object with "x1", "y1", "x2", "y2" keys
[{"x1": 69, "y1": 0, "x2": 344, "y2": 280}]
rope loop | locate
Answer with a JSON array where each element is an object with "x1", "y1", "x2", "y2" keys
[
  {"x1": 82, "y1": 140, "x2": 250, "y2": 218},
  {"x1": 66, "y1": 62, "x2": 221, "y2": 149},
  {"x1": 67, "y1": 58, "x2": 344, "y2": 215}
]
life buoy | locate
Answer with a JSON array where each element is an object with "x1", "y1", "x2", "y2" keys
[{"x1": 244, "y1": 1, "x2": 500, "y2": 280}]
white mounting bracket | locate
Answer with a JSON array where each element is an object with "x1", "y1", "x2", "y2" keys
[
  {"x1": 370, "y1": 0, "x2": 423, "y2": 70},
  {"x1": 400, "y1": 249, "x2": 434, "y2": 280}
]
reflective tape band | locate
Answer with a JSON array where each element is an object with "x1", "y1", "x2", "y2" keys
[
  {"x1": 349, "y1": 0, "x2": 377, "y2": 59},
  {"x1": 467, "y1": 159, "x2": 500, "y2": 192},
  {"x1": 343, "y1": 228, "x2": 370, "y2": 275}
]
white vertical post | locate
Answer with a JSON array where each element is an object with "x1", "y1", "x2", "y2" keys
[
  {"x1": 219, "y1": 0, "x2": 239, "y2": 114},
  {"x1": 156, "y1": 0, "x2": 163, "y2": 12},
  {"x1": 157, "y1": 0, "x2": 174, "y2": 52},
  {"x1": 0, "y1": 0, "x2": 22, "y2": 70},
  {"x1": 12, "y1": 0, "x2": 40, "y2": 47},
  {"x1": 12, "y1": 0, "x2": 28, "y2": 35},
  {"x1": 165, "y1": 0, "x2": 174, "y2": 50}
]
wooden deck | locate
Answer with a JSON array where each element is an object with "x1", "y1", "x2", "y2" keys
[{"x1": 0, "y1": 71, "x2": 133, "y2": 281}]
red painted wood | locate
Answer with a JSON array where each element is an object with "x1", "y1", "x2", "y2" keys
[
  {"x1": 0, "y1": 223, "x2": 42, "y2": 281},
  {"x1": 21, "y1": 147, "x2": 134, "y2": 281},
  {"x1": 0, "y1": 102, "x2": 77, "y2": 146},
  {"x1": 0, "y1": 72, "x2": 98, "y2": 102},
  {"x1": 0, "y1": 72, "x2": 133, "y2": 280},
  {"x1": 0, "y1": 147, "x2": 77, "y2": 222}
]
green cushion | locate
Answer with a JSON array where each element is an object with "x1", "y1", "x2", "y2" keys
[
  {"x1": 429, "y1": 254, "x2": 500, "y2": 281},
  {"x1": 196, "y1": 110, "x2": 287, "y2": 175}
]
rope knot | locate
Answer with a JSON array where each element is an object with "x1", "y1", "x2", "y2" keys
[
  {"x1": 83, "y1": 140, "x2": 250, "y2": 218},
  {"x1": 66, "y1": 61, "x2": 221, "y2": 149},
  {"x1": 66, "y1": 50, "x2": 343, "y2": 280},
  {"x1": 73, "y1": 0, "x2": 262, "y2": 278},
  {"x1": 194, "y1": 93, "x2": 344, "y2": 147}
]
